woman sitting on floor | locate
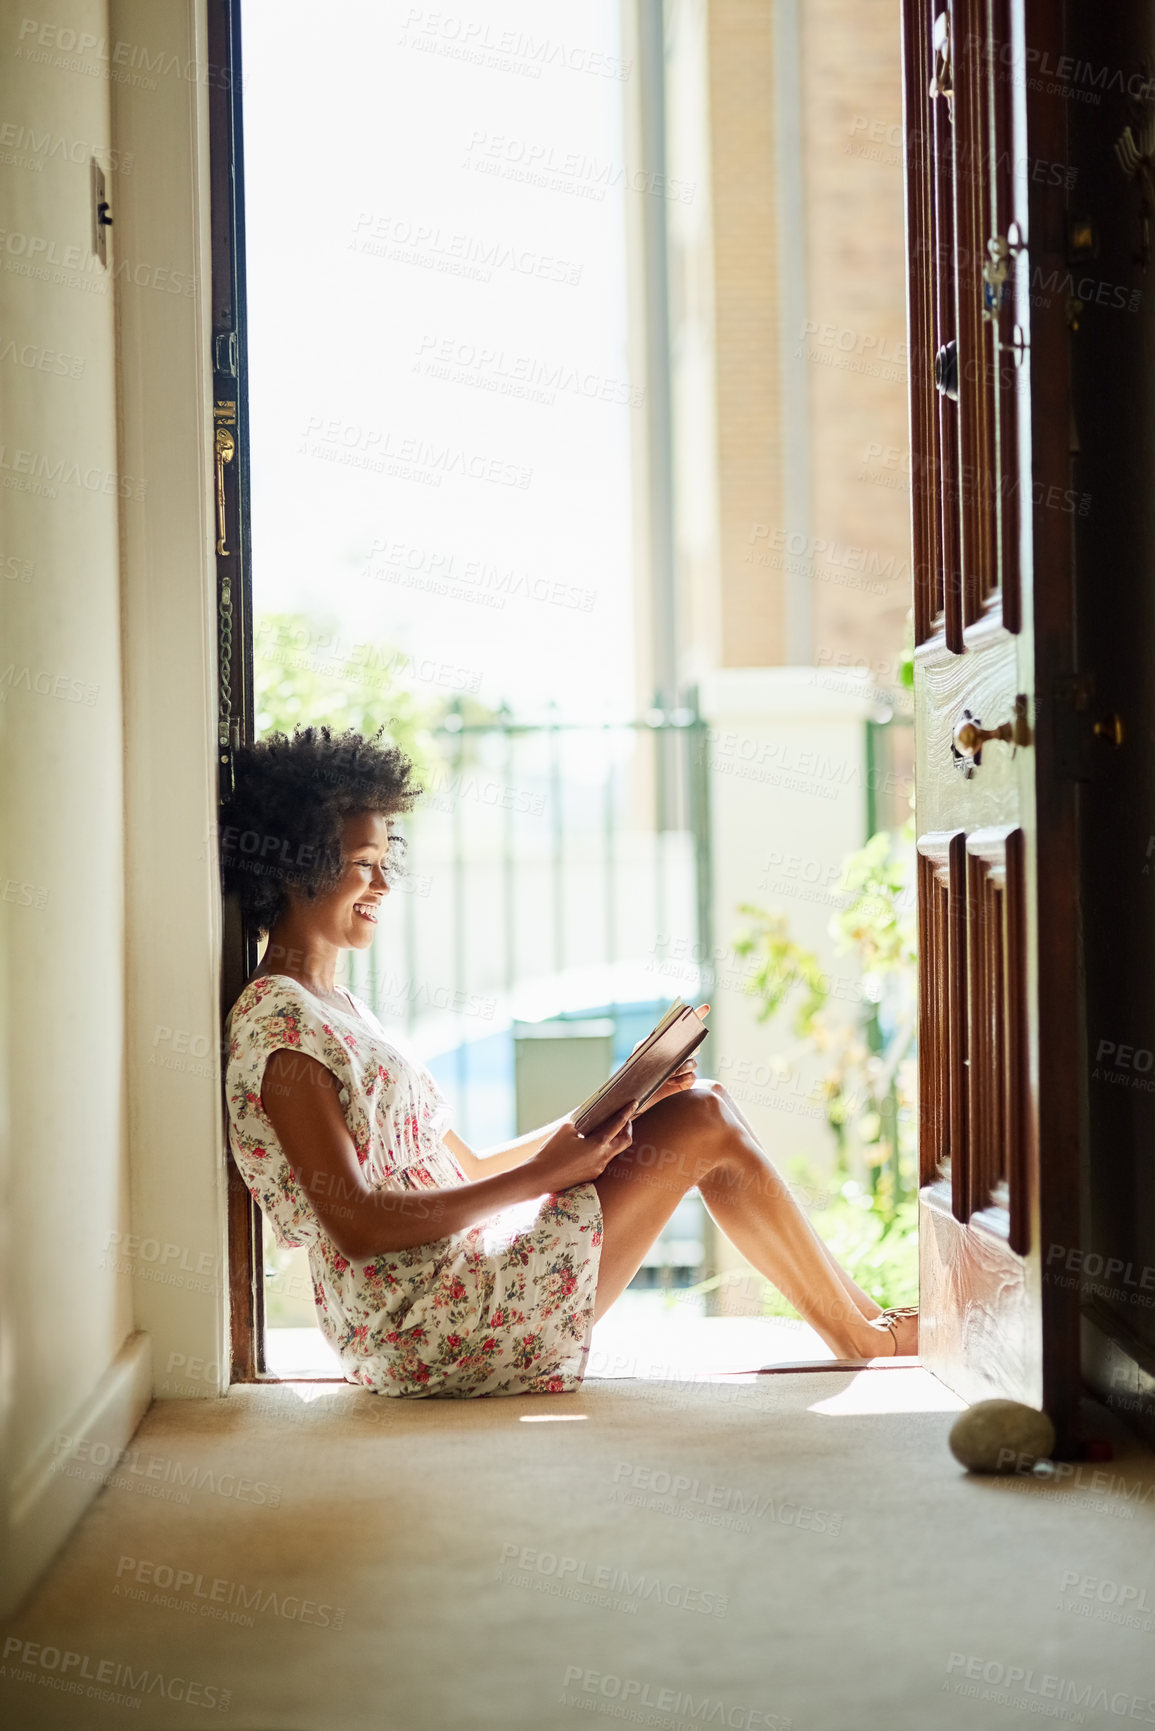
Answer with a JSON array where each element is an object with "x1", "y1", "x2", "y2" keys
[{"x1": 222, "y1": 725, "x2": 917, "y2": 1398}]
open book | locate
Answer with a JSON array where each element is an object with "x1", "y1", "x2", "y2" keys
[{"x1": 572, "y1": 999, "x2": 709, "y2": 1136}]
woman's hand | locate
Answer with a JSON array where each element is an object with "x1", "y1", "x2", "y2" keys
[
  {"x1": 526, "y1": 1103, "x2": 637, "y2": 1193},
  {"x1": 637, "y1": 1056, "x2": 699, "y2": 1111}
]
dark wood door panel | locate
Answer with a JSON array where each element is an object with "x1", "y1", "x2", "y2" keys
[
  {"x1": 965, "y1": 825, "x2": 1027, "y2": 1252},
  {"x1": 918, "y1": 823, "x2": 1027, "y2": 1244},
  {"x1": 916, "y1": 832, "x2": 967, "y2": 1207},
  {"x1": 903, "y1": 0, "x2": 941, "y2": 642},
  {"x1": 953, "y1": 0, "x2": 998, "y2": 622},
  {"x1": 907, "y1": 0, "x2": 1020, "y2": 647}
]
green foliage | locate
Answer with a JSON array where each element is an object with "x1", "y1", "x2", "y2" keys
[
  {"x1": 831, "y1": 828, "x2": 916, "y2": 978},
  {"x1": 898, "y1": 612, "x2": 915, "y2": 692},
  {"x1": 732, "y1": 821, "x2": 919, "y2": 1297},
  {"x1": 731, "y1": 910, "x2": 829, "y2": 1039},
  {"x1": 253, "y1": 610, "x2": 499, "y2": 777},
  {"x1": 754, "y1": 1188, "x2": 919, "y2": 1317}
]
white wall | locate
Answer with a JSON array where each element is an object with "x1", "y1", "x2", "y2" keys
[
  {"x1": 0, "y1": 0, "x2": 226, "y2": 1615},
  {"x1": 0, "y1": 0, "x2": 140, "y2": 1614},
  {"x1": 109, "y1": 0, "x2": 227, "y2": 1404}
]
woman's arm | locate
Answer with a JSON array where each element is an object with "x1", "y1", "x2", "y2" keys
[
  {"x1": 447, "y1": 1011, "x2": 709, "y2": 1179},
  {"x1": 261, "y1": 1050, "x2": 634, "y2": 1260},
  {"x1": 444, "y1": 1122, "x2": 568, "y2": 1180}
]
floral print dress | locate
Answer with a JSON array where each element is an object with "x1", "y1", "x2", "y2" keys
[{"x1": 224, "y1": 974, "x2": 604, "y2": 1398}]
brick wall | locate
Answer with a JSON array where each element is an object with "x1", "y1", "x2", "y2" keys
[
  {"x1": 799, "y1": 0, "x2": 913, "y2": 693},
  {"x1": 669, "y1": 0, "x2": 913, "y2": 694},
  {"x1": 707, "y1": 0, "x2": 786, "y2": 667}
]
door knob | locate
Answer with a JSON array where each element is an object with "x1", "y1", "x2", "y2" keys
[
  {"x1": 951, "y1": 695, "x2": 1032, "y2": 776},
  {"x1": 955, "y1": 714, "x2": 1012, "y2": 755}
]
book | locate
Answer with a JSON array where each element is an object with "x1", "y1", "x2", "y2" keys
[{"x1": 572, "y1": 999, "x2": 709, "y2": 1135}]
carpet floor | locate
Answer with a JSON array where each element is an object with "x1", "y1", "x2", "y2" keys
[{"x1": 3, "y1": 1368, "x2": 1155, "y2": 1731}]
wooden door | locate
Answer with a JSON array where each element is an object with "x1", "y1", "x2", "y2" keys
[
  {"x1": 903, "y1": 0, "x2": 1081, "y2": 1441},
  {"x1": 1064, "y1": 1, "x2": 1155, "y2": 1441}
]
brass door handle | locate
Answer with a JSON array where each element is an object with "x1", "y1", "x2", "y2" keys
[
  {"x1": 951, "y1": 695, "x2": 1032, "y2": 777},
  {"x1": 215, "y1": 425, "x2": 235, "y2": 556},
  {"x1": 955, "y1": 716, "x2": 1012, "y2": 753}
]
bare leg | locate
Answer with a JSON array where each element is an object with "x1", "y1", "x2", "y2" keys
[
  {"x1": 592, "y1": 1082, "x2": 916, "y2": 1357},
  {"x1": 704, "y1": 1081, "x2": 885, "y2": 1325}
]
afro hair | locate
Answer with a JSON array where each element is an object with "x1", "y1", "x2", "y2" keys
[{"x1": 219, "y1": 725, "x2": 423, "y2": 932}]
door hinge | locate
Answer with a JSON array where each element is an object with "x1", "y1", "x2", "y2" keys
[{"x1": 90, "y1": 158, "x2": 112, "y2": 268}]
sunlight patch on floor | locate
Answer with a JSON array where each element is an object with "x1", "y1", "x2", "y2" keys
[
  {"x1": 587, "y1": 1291, "x2": 835, "y2": 1379},
  {"x1": 808, "y1": 1367, "x2": 966, "y2": 1415},
  {"x1": 278, "y1": 1378, "x2": 344, "y2": 1404}
]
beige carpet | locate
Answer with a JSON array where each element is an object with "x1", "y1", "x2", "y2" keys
[{"x1": 3, "y1": 1370, "x2": 1155, "y2": 1731}]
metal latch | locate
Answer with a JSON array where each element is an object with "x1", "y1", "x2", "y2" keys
[{"x1": 214, "y1": 331, "x2": 239, "y2": 378}]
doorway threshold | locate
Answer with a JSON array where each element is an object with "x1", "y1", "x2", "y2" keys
[{"x1": 260, "y1": 1310, "x2": 921, "y2": 1387}]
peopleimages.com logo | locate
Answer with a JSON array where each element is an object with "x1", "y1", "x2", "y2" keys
[{"x1": 945, "y1": 1652, "x2": 1155, "y2": 1723}]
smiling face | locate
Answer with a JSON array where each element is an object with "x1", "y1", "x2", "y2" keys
[{"x1": 293, "y1": 810, "x2": 394, "y2": 952}]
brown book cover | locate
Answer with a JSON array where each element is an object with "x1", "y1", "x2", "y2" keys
[{"x1": 572, "y1": 999, "x2": 708, "y2": 1135}]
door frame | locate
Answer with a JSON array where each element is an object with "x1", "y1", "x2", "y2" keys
[
  {"x1": 215, "y1": 0, "x2": 1088, "y2": 1408},
  {"x1": 1020, "y1": 0, "x2": 1084, "y2": 1445},
  {"x1": 208, "y1": 0, "x2": 263, "y2": 1381}
]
